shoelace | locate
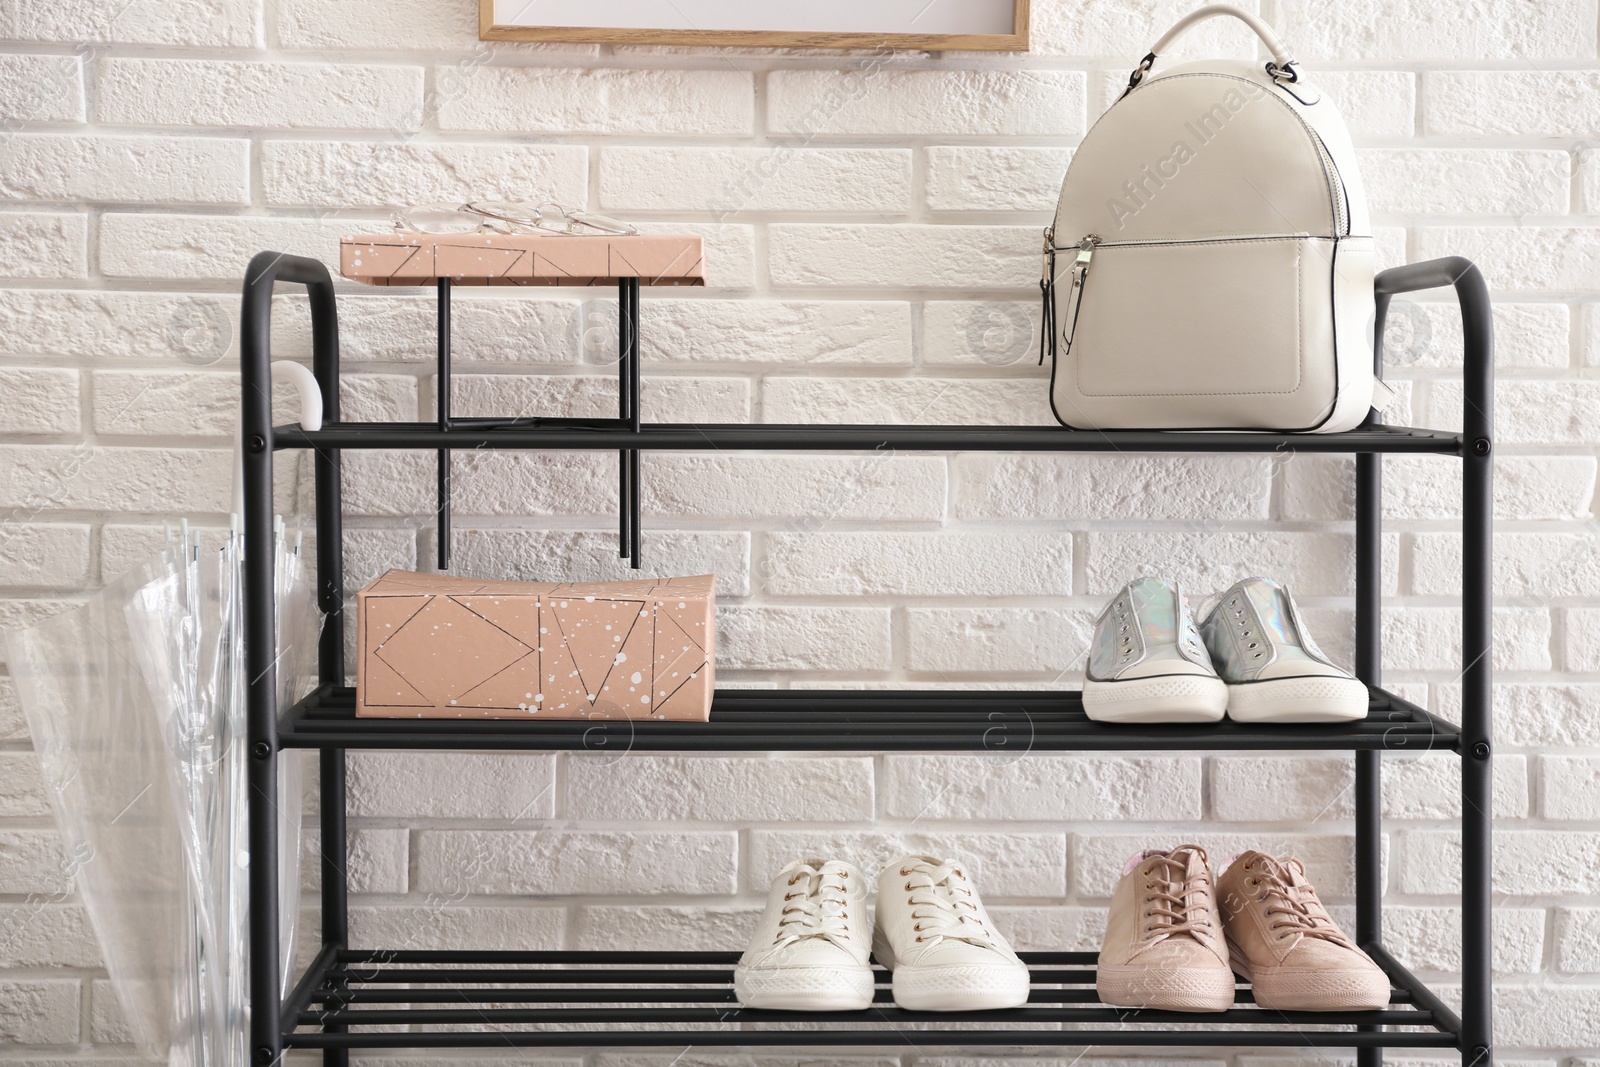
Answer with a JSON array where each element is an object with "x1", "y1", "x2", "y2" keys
[
  {"x1": 1141, "y1": 851, "x2": 1216, "y2": 940},
  {"x1": 773, "y1": 863, "x2": 854, "y2": 949},
  {"x1": 1241, "y1": 855, "x2": 1356, "y2": 948},
  {"x1": 900, "y1": 859, "x2": 998, "y2": 949}
]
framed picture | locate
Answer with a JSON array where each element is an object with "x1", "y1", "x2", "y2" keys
[{"x1": 479, "y1": 0, "x2": 1030, "y2": 51}]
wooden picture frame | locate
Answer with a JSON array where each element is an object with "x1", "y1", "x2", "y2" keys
[{"x1": 479, "y1": 0, "x2": 1029, "y2": 51}]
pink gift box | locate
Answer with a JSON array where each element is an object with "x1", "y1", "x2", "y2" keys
[
  {"x1": 356, "y1": 569, "x2": 716, "y2": 721},
  {"x1": 340, "y1": 232, "x2": 705, "y2": 287}
]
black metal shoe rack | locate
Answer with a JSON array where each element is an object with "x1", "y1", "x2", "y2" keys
[{"x1": 239, "y1": 252, "x2": 1494, "y2": 1066}]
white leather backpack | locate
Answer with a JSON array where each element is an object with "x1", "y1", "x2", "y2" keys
[{"x1": 1044, "y1": 5, "x2": 1382, "y2": 433}]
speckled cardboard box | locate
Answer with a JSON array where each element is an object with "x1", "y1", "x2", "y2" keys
[{"x1": 356, "y1": 569, "x2": 715, "y2": 721}]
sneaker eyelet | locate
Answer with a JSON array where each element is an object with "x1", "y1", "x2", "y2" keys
[
  {"x1": 900, "y1": 867, "x2": 911, "y2": 876},
  {"x1": 904, "y1": 882, "x2": 914, "y2": 892}
]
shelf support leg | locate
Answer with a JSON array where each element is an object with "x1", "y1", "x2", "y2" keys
[
  {"x1": 1372, "y1": 256, "x2": 1495, "y2": 1065},
  {"x1": 241, "y1": 251, "x2": 341, "y2": 1066},
  {"x1": 317, "y1": 748, "x2": 348, "y2": 1067},
  {"x1": 1355, "y1": 449, "x2": 1383, "y2": 1067},
  {"x1": 629, "y1": 277, "x2": 642, "y2": 568},
  {"x1": 617, "y1": 277, "x2": 631, "y2": 562},
  {"x1": 617, "y1": 277, "x2": 642, "y2": 568},
  {"x1": 242, "y1": 254, "x2": 286, "y2": 1067},
  {"x1": 1459, "y1": 268, "x2": 1495, "y2": 1067},
  {"x1": 312, "y1": 281, "x2": 349, "y2": 1067},
  {"x1": 436, "y1": 277, "x2": 452, "y2": 570}
]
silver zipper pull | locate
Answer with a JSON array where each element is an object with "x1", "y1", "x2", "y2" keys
[
  {"x1": 1060, "y1": 234, "x2": 1102, "y2": 357},
  {"x1": 1038, "y1": 225, "x2": 1057, "y2": 365},
  {"x1": 1070, "y1": 234, "x2": 1100, "y2": 283}
]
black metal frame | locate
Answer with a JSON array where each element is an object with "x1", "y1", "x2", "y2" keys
[
  {"x1": 240, "y1": 251, "x2": 1494, "y2": 1065},
  {"x1": 429, "y1": 276, "x2": 644, "y2": 570}
]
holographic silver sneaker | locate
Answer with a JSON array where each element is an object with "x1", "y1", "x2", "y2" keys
[
  {"x1": 1198, "y1": 577, "x2": 1368, "y2": 723},
  {"x1": 1083, "y1": 577, "x2": 1227, "y2": 724}
]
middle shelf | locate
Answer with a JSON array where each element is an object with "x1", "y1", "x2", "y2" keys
[{"x1": 279, "y1": 685, "x2": 1459, "y2": 753}]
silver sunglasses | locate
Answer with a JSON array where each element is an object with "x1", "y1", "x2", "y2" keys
[{"x1": 391, "y1": 201, "x2": 638, "y2": 237}]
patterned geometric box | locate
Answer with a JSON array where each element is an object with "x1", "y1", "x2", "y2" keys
[
  {"x1": 356, "y1": 569, "x2": 714, "y2": 720},
  {"x1": 339, "y1": 232, "x2": 705, "y2": 287}
]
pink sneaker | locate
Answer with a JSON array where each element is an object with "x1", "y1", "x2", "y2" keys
[
  {"x1": 1096, "y1": 845, "x2": 1235, "y2": 1012},
  {"x1": 1217, "y1": 851, "x2": 1390, "y2": 1010}
]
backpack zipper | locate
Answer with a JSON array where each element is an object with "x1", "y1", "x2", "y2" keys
[
  {"x1": 1308, "y1": 130, "x2": 1350, "y2": 235},
  {"x1": 1088, "y1": 232, "x2": 1329, "y2": 248}
]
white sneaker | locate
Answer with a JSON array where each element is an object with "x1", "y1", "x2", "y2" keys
[
  {"x1": 1083, "y1": 577, "x2": 1228, "y2": 723},
  {"x1": 1198, "y1": 577, "x2": 1369, "y2": 723},
  {"x1": 872, "y1": 855, "x2": 1030, "y2": 1011},
  {"x1": 734, "y1": 858, "x2": 873, "y2": 1011}
]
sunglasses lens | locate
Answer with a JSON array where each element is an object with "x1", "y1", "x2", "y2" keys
[
  {"x1": 556, "y1": 211, "x2": 636, "y2": 235},
  {"x1": 394, "y1": 202, "x2": 636, "y2": 237},
  {"x1": 573, "y1": 212, "x2": 638, "y2": 235},
  {"x1": 401, "y1": 207, "x2": 480, "y2": 234},
  {"x1": 471, "y1": 201, "x2": 540, "y2": 228}
]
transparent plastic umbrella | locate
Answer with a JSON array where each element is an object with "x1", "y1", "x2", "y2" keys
[{"x1": 10, "y1": 471, "x2": 321, "y2": 1067}]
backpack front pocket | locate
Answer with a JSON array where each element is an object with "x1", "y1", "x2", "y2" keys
[{"x1": 1077, "y1": 235, "x2": 1323, "y2": 396}]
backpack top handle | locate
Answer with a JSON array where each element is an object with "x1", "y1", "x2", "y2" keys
[{"x1": 1126, "y1": 4, "x2": 1300, "y2": 93}]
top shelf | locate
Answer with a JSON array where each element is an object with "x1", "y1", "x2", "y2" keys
[{"x1": 274, "y1": 421, "x2": 1462, "y2": 455}]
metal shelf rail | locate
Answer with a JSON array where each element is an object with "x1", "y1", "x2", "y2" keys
[{"x1": 238, "y1": 252, "x2": 1494, "y2": 1067}]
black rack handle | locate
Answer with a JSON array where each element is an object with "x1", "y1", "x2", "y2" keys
[
  {"x1": 1372, "y1": 255, "x2": 1494, "y2": 1063},
  {"x1": 240, "y1": 251, "x2": 345, "y2": 1067}
]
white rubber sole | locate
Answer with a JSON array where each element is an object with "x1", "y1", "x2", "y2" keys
[
  {"x1": 1096, "y1": 963, "x2": 1235, "y2": 1013},
  {"x1": 733, "y1": 964, "x2": 874, "y2": 1011},
  {"x1": 873, "y1": 934, "x2": 1030, "y2": 1011},
  {"x1": 1083, "y1": 674, "x2": 1228, "y2": 724},
  {"x1": 892, "y1": 963, "x2": 1030, "y2": 1011},
  {"x1": 1226, "y1": 675, "x2": 1369, "y2": 723},
  {"x1": 1230, "y1": 949, "x2": 1389, "y2": 1011}
]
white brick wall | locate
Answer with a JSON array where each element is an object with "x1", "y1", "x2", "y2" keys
[{"x1": 0, "y1": 0, "x2": 1596, "y2": 1060}]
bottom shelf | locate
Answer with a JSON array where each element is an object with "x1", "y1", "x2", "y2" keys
[{"x1": 283, "y1": 946, "x2": 1463, "y2": 1050}]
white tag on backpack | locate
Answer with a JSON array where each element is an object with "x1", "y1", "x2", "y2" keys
[{"x1": 1370, "y1": 378, "x2": 1398, "y2": 412}]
